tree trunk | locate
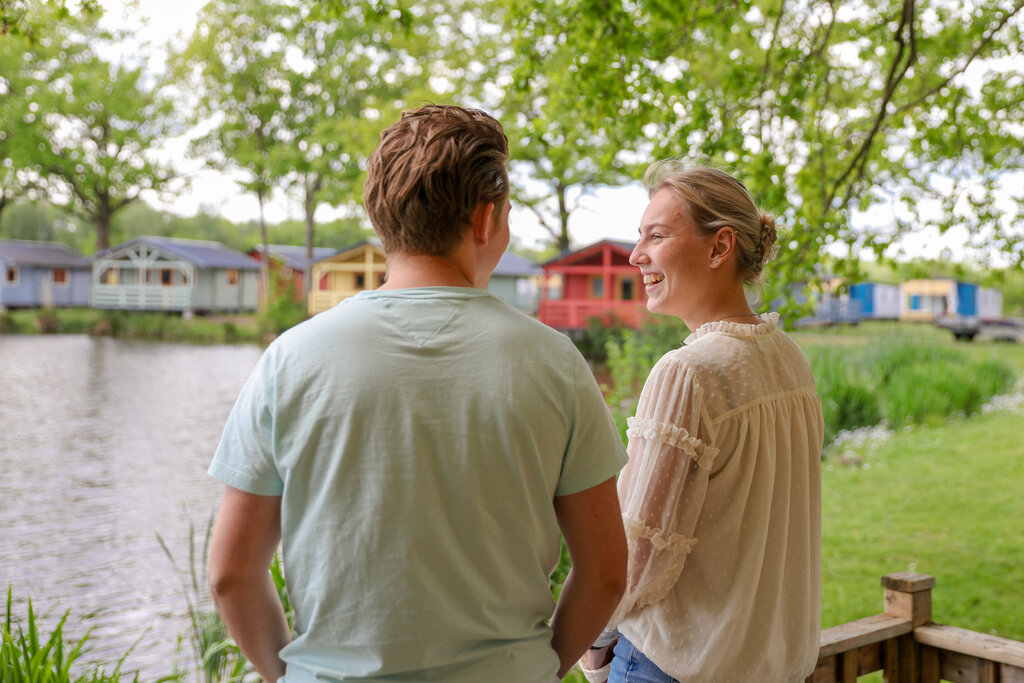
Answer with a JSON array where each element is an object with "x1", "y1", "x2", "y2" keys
[
  {"x1": 556, "y1": 183, "x2": 570, "y2": 254},
  {"x1": 304, "y1": 178, "x2": 315, "y2": 295},
  {"x1": 95, "y1": 211, "x2": 111, "y2": 252},
  {"x1": 257, "y1": 189, "x2": 270, "y2": 311}
]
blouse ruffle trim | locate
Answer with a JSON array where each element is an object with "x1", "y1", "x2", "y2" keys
[
  {"x1": 684, "y1": 311, "x2": 780, "y2": 345},
  {"x1": 624, "y1": 516, "x2": 698, "y2": 608},
  {"x1": 626, "y1": 417, "x2": 719, "y2": 470}
]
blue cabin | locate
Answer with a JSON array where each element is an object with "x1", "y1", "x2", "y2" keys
[
  {"x1": 0, "y1": 239, "x2": 91, "y2": 309},
  {"x1": 488, "y1": 252, "x2": 542, "y2": 313},
  {"x1": 91, "y1": 236, "x2": 261, "y2": 313},
  {"x1": 848, "y1": 282, "x2": 900, "y2": 319}
]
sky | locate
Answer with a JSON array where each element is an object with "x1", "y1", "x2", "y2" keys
[{"x1": 95, "y1": 0, "x2": 1022, "y2": 263}]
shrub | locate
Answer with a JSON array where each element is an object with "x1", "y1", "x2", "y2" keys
[
  {"x1": 608, "y1": 322, "x2": 1016, "y2": 449},
  {"x1": 258, "y1": 268, "x2": 308, "y2": 337}
]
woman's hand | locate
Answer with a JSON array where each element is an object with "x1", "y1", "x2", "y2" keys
[{"x1": 585, "y1": 643, "x2": 614, "y2": 671}]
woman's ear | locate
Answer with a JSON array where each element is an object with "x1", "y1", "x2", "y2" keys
[{"x1": 709, "y1": 227, "x2": 736, "y2": 267}]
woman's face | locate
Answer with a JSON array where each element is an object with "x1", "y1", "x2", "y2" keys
[{"x1": 629, "y1": 189, "x2": 714, "y2": 320}]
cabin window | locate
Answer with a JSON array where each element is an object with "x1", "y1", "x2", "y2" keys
[
  {"x1": 4, "y1": 266, "x2": 16, "y2": 285},
  {"x1": 355, "y1": 273, "x2": 366, "y2": 289},
  {"x1": 591, "y1": 277, "x2": 604, "y2": 298},
  {"x1": 226, "y1": 269, "x2": 240, "y2": 286},
  {"x1": 621, "y1": 278, "x2": 635, "y2": 301},
  {"x1": 100, "y1": 268, "x2": 118, "y2": 285},
  {"x1": 378, "y1": 273, "x2": 386, "y2": 287},
  {"x1": 160, "y1": 269, "x2": 173, "y2": 286},
  {"x1": 53, "y1": 268, "x2": 68, "y2": 285}
]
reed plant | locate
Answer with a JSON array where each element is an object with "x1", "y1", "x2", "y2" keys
[
  {"x1": 157, "y1": 520, "x2": 250, "y2": 683},
  {"x1": 1, "y1": 585, "x2": 168, "y2": 683}
]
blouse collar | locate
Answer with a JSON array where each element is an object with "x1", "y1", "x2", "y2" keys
[{"x1": 684, "y1": 312, "x2": 781, "y2": 345}]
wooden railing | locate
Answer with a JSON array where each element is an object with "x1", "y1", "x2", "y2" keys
[
  {"x1": 539, "y1": 300, "x2": 647, "y2": 330},
  {"x1": 91, "y1": 283, "x2": 192, "y2": 310},
  {"x1": 808, "y1": 573, "x2": 1024, "y2": 682}
]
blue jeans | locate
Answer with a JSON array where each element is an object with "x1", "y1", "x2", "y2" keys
[{"x1": 608, "y1": 635, "x2": 679, "y2": 683}]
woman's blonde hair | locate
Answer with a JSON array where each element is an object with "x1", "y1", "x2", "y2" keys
[{"x1": 643, "y1": 161, "x2": 778, "y2": 286}]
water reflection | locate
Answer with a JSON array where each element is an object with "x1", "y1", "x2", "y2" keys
[{"x1": 0, "y1": 334, "x2": 264, "y2": 676}]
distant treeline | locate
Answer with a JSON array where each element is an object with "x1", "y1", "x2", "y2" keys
[{"x1": 0, "y1": 199, "x2": 372, "y2": 257}]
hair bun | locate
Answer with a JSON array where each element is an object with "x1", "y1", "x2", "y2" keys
[{"x1": 756, "y1": 212, "x2": 778, "y2": 266}]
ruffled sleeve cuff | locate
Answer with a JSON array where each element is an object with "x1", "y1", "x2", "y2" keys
[
  {"x1": 626, "y1": 417, "x2": 719, "y2": 471},
  {"x1": 623, "y1": 516, "x2": 698, "y2": 608}
]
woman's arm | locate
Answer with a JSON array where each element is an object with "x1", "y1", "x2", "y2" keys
[{"x1": 611, "y1": 357, "x2": 718, "y2": 623}]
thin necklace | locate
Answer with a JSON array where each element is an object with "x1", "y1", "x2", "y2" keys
[{"x1": 713, "y1": 312, "x2": 760, "y2": 322}]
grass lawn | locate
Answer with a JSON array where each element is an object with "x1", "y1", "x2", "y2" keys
[
  {"x1": 820, "y1": 408, "x2": 1024, "y2": 639},
  {"x1": 796, "y1": 322, "x2": 1023, "y2": 637}
]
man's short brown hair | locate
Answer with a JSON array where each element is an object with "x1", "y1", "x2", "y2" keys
[{"x1": 364, "y1": 105, "x2": 510, "y2": 256}]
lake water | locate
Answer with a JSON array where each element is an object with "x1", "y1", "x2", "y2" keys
[{"x1": 0, "y1": 334, "x2": 265, "y2": 678}]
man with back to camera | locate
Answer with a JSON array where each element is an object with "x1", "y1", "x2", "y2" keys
[{"x1": 206, "y1": 104, "x2": 628, "y2": 682}]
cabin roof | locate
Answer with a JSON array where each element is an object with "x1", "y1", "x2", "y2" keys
[
  {"x1": 542, "y1": 239, "x2": 636, "y2": 267},
  {"x1": 493, "y1": 251, "x2": 541, "y2": 277},
  {"x1": 251, "y1": 244, "x2": 338, "y2": 270},
  {"x1": 313, "y1": 238, "x2": 384, "y2": 264},
  {"x1": 96, "y1": 236, "x2": 261, "y2": 270},
  {"x1": 0, "y1": 239, "x2": 90, "y2": 268}
]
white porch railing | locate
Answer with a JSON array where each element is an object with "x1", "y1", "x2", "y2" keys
[{"x1": 92, "y1": 284, "x2": 192, "y2": 310}]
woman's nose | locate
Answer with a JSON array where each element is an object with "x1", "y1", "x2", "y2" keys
[{"x1": 629, "y1": 244, "x2": 644, "y2": 266}]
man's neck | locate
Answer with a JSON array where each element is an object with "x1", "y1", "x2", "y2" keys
[{"x1": 379, "y1": 252, "x2": 482, "y2": 290}]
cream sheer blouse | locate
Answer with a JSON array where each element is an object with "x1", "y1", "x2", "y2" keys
[{"x1": 609, "y1": 313, "x2": 824, "y2": 683}]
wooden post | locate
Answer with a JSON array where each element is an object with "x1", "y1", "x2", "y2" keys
[
  {"x1": 882, "y1": 573, "x2": 935, "y2": 683},
  {"x1": 883, "y1": 573, "x2": 935, "y2": 626}
]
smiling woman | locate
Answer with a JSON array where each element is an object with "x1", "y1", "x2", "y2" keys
[
  {"x1": 581, "y1": 163, "x2": 824, "y2": 683},
  {"x1": 629, "y1": 163, "x2": 778, "y2": 330}
]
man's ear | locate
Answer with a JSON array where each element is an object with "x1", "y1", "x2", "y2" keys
[
  {"x1": 709, "y1": 226, "x2": 736, "y2": 267},
  {"x1": 469, "y1": 202, "x2": 496, "y2": 246}
]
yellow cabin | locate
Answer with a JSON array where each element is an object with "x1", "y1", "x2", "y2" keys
[{"x1": 307, "y1": 239, "x2": 387, "y2": 316}]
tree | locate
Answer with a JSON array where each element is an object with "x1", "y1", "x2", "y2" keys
[
  {"x1": 1, "y1": 0, "x2": 99, "y2": 40},
  {"x1": 175, "y1": 0, "x2": 296, "y2": 285},
  {"x1": 5, "y1": 14, "x2": 179, "y2": 252},
  {"x1": 501, "y1": 0, "x2": 1024, "y2": 304},
  {"x1": 276, "y1": 2, "x2": 437, "y2": 269}
]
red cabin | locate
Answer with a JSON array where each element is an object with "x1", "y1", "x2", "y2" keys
[
  {"x1": 248, "y1": 244, "x2": 337, "y2": 303},
  {"x1": 538, "y1": 239, "x2": 649, "y2": 330}
]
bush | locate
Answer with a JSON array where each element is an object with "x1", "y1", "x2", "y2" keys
[
  {"x1": 808, "y1": 347, "x2": 883, "y2": 445},
  {"x1": 258, "y1": 269, "x2": 308, "y2": 337},
  {"x1": 608, "y1": 321, "x2": 1017, "y2": 449},
  {"x1": 806, "y1": 341, "x2": 1016, "y2": 443}
]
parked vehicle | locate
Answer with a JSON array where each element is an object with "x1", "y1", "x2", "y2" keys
[{"x1": 935, "y1": 315, "x2": 1024, "y2": 342}]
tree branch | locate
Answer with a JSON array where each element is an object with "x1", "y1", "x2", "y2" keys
[
  {"x1": 893, "y1": 0, "x2": 1024, "y2": 117},
  {"x1": 827, "y1": 0, "x2": 918, "y2": 211}
]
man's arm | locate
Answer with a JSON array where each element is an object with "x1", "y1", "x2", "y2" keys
[
  {"x1": 209, "y1": 485, "x2": 290, "y2": 682},
  {"x1": 550, "y1": 477, "x2": 628, "y2": 678}
]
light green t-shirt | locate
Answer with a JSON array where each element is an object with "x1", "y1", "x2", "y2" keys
[{"x1": 210, "y1": 287, "x2": 626, "y2": 682}]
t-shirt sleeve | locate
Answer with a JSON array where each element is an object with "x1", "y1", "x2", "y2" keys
[
  {"x1": 208, "y1": 345, "x2": 284, "y2": 496},
  {"x1": 555, "y1": 347, "x2": 628, "y2": 497}
]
